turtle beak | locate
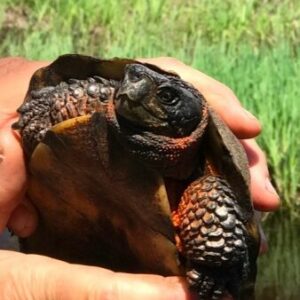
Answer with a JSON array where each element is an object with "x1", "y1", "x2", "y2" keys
[
  {"x1": 116, "y1": 64, "x2": 154, "y2": 103},
  {"x1": 114, "y1": 64, "x2": 169, "y2": 129}
]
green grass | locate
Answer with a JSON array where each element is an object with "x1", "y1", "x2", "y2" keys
[
  {"x1": 0, "y1": 0, "x2": 300, "y2": 58},
  {"x1": 1, "y1": 0, "x2": 300, "y2": 298}
]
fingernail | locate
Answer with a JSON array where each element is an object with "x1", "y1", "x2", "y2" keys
[
  {"x1": 243, "y1": 108, "x2": 258, "y2": 120},
  {"x1": 265, "y1": 178, "x2": 279, "y2": 197}
]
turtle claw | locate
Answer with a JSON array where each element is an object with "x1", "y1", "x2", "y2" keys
[{"x1": 187, "y1": 266, "x2": 226, "y2": 300}]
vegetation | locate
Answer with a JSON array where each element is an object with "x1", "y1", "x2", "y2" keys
[
  {"x1": 1, "y1": 0, "x2": 299, "y2": 298},
  {"x1": 0, "y1": 0, "x2": 299, "y2": 57}
]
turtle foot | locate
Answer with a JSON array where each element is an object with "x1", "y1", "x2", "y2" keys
[
  {"x1": 186, "y1": 264, "x2": 242, "y2": 300},
  {"x1": 187, "y1": 267, "x2": 224, "y2": 299},
  {"x1": 176, "y1": 175, "x2": 251, "y2": 299}
]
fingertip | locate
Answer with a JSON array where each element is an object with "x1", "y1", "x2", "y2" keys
[
  {"x1": 241, "y1": 139, "x2": 280, "y2": 212},
  {"x1": 219, "y1": 105, "x2": 261, "y2": 139},
  {"x1": 7, "y1": 200, "x2": 38, "y2": 237},
  {"x1": 204, "y1": 93, "x2": 261, "y2": 139},
  {"x1": 238, "y1": 108, "x2": 262, "y2": 137},
  {"x1": 252, "y1": 194, "x2": 281, "y2": 212},
  {"x1": 250, "y1": 176, "x2": 281, "y2": 211},
  {"x1": 249, "y1": 159, "x2": 280, "y2": 211}
]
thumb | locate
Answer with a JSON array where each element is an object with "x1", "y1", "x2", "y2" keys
[
  {"x1": 0, "y1": 250, "x2": 192, "y2": 300},
  {"x1": 0, "y1": 118, "x2": 26, "y2": 231}
]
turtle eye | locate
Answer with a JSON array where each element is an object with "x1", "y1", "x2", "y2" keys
[{"x1": 157, "y1": 87, "x2": 179, "y2": 105}]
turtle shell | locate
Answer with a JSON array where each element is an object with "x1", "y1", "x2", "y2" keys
[{"x1": 14, "y1": 54, "x2": 260, "y2": 299}]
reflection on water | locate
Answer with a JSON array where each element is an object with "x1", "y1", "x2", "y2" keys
[
  {"x1": 256, "y1": 215, "x2": 300, "y2": 300},
  {"x1": 257, "y1": 285, "x2": 300, "y2": 300}
]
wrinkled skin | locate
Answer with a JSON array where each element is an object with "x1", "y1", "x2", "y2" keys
[
  {"x1": 116, "y1": 64, "x2": 202, "y2": 137},
  {"x1": 0, "y1": 57, "x2": 279, "y2": 300}
]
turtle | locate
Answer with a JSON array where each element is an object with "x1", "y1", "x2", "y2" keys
[{"x1": 13, "y1": 54, "x2": 260, "y2": 300}]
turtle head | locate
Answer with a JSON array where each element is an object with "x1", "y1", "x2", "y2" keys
[{"x1": 115, "y1": 64, "x2": 203, "y2": 137}]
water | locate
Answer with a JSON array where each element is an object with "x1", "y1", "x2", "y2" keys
[{"x1": 257, "y1": 215, "x2": 300, "y2": 300}]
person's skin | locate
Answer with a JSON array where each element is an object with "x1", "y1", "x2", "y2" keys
[{"x1": 0, "y1": 57, "x2": 279, "y2": 299}]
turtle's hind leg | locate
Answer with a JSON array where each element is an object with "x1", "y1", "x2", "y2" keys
[{"x1": 174, "y1": 175, "x2": 250, "y2": 299}]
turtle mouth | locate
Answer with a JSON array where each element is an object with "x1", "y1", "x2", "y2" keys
[
  {"x1": 113, "y1": 63, "x2": 170, "y2": 132},
  {"x1": 114, "y1": 93, "x2": 168, "y2": 131},
  {"x1": 114, "y1": 108, "x2": 149, "y2": 133}
]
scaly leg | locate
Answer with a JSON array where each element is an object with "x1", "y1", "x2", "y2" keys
[{"x1": 173, "y1": 175, "x2": 249, "y2": 299}]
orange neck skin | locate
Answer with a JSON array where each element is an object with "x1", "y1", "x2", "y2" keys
[{"x1": 105, "y1": 98, "x2": 209, "y2": 180}]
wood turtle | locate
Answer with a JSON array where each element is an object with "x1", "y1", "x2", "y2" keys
[{"x1": 13, "y1": 54, "x2": 260, "y2": 299}]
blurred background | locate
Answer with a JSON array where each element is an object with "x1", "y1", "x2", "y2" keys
[{"x1": 0, "y1": 0, "x2": 299, "y2": 299}]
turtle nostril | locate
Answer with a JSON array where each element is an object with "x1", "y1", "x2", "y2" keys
[
  {"x1": 128, "y1": 70, "x2": 142, "y2": 82},
  {"x1": 126, "y1": 64, "x2": 145, "y2": 83}
]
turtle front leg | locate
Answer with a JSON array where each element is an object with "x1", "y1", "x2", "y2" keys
[{"x1": 173, "y1": 175, "x2": 250, "y2": 299}]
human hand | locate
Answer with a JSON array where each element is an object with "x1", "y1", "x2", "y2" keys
[
  {"x1": 0, "y1": 250, "x2": 192, "y2": 300},
  {"x1": 0, "y1": 57, "x2": 47, "y2": 236},
  {"x1": 0, "y1": 56, "x2": 278, "y2": 299}
]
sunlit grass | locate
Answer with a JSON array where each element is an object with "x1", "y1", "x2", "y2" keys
[{"x1": 1, "y1": 0, "x2": 299, "y2": 59}]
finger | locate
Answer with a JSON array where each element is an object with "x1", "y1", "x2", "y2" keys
[
  {"x1": 201, "y1": 93, "x2": 261, "y2": 139},
  {"x1": 7, "y1": 198, "x2": 38, "y2": 237},
  {"x1": 0, "y1": 119, "x2": 26, "y2": 231},
  {"x1": 63, "y1": 267, "x2": 191, "y2": 300},
  {"x1": 241, "y1": 139, "x2": 280, "y2": 211},
  {"x1": 0, "y1": 58, "x2": 49, "y2": 233},
  {"x1": 138, "y1": 57, "x2": 261, "y2": 139},
  {"x1": 0, "y1": 251, "x2": 192, "y2": 300}
]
